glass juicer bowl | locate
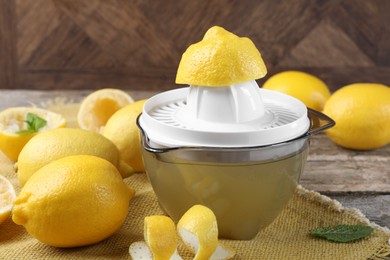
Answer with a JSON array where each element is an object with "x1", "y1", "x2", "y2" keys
[{"x1": 137, "y1": 81, "x2": 334, "y2": 240}]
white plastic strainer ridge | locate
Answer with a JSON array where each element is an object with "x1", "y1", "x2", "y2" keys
[{"x1": 139, "y1": 81, "x2": 311, "y2": 147}]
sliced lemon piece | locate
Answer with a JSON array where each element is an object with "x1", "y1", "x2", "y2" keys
[
  {"x1": 77, "y1": 88, "x2": 134, "y2": 132},
  {"x1": 129, "y1": 215, "x2": 182, "y2": 260},
  {"x1": 176, "y1": 26, "x2": 267, "y2": 86},
  {"x1": 0, "y1": 107, "x2": 66, "y2": 161},
  {"x1": 177, "y1": 205, "x2": 235, "y2": 260},
  {"x1": 0, "y1": 175, "x2": 16, "y2": 225}
]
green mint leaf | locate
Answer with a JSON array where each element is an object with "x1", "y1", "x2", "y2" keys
[
  {"x1": 311, "y1": 224, "x2": 373, "y2": 243},
  {"x1": 16, "y1": 113, "x2": 47, "y2": 135},
  {"x1": 29, "y1": 113, "x2": 47, "y2": 131}
]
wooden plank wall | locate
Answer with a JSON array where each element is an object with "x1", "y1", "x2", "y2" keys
[{"x1": 0, "y1": 0, "x2": 389, "y2": 91}]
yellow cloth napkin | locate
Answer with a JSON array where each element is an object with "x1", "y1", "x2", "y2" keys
[{"x1": 1, "y1": 100, "x2": 390, "y2": 259}]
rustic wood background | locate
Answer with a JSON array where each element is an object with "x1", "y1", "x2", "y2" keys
[{"x1": 0, "y1": 0, "x2": 389, "y2": 91}]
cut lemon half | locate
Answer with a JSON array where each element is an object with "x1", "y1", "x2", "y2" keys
[
  {"x1": 129, "y1": 215, "x2": 182, "y2": 260},
  {"x1": 177, "y1": 205, "x2": 235, "y2": 260},
  {"x1": 0, "y1": 175, "x2": 16, "y2": 225},
  {"x1": 176, "y1": 26, "x2": 267, "y2": 86},
  {"x1": 0, "y1": 107, "x2": 66, "y2": 161},
  {"x1": 77, "y1": 88, "x2": 134, "y2": 132}
]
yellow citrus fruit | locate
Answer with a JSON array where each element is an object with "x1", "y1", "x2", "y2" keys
[
  {"x1": 77, "y1": 88, "x2": 134, "y2": 133},
  {"x1": 129, "y1": 215, "x2": 181, "y2": 259},
  {"x1": 0, "y1": 107, "x2": 66, "y2": 161},
  {"x1": 262, "y1": 71, "x2": 331, "y2": 111},
  {"x1": 323, "y1": 83, "x2": 390, "y2": 150},
  {"x1": 12, "y1": 155, "x2": 135, "y2": 247},
  {"x1": 0, "y1": 175, "x2": 16, "y2": 225},
  {"x1": 103, "y1": 99, "x2": 147, "y2": 173},
  {"x1": 176, "y1": 26, "x2": 267, "y2": 86},
  {"x1": 177, "y1": 205, "x2": 235, "y2": 260},
  {"x1": 17, "y1": 128, "x2": 133, "y2": 186}
]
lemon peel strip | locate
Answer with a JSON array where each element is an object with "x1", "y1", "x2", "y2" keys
[
  {"x1": 130, "y1": 215, "x2": 183, "y2": 260},
  {"x1": 210, "y1": 243, "x2": 236, "y2": 260},
  {"x1": 177, "y1": 205, "x2": 235, "y2": 260},
  {"x1": 129, "y1": 241, "x2": 153, "y2": 260}
]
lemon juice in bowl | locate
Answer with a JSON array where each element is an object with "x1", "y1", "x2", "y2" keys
[
  {"x1": 141, "y1": 138, "x2": 309, "y2": 240},
  {"x1": 137, "y1": 26, "x2": 334, "y2": 240}
]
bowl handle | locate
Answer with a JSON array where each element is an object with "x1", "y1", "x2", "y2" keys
[{"x1": 307, "y1": 108, "x2": 335, "y2": 136}]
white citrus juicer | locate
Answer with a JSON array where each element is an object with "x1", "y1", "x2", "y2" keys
[
  {"x1": 140, "y1": 80, "x2": 311, "y2": 148},
  {"x1": 137, "y1": 26, "x2": 335, "y2": 240}
]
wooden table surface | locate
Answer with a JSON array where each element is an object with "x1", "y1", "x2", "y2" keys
[{"x1": 1, "y1": 89, "x2": 389, "y2": 229}]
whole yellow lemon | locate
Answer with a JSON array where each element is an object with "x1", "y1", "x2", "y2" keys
[
  {"x1": 103, "y1": 99, "x2": 147, "y2": 173},
  {"x1": 17, "y1": 128, "x2": 133, "y2": 186},
  {"x1": 12, "y1": 155, "x2": 134, "y2": 247},
  {"x1": 262, "y1": 71, "x2": 331, "y2": 111},
  {"x1": 323, "y1": 83, "x2": 390, "y2": 150}
]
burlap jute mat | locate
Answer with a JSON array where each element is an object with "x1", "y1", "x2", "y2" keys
[{"x1": 1, "y1": 100, "x2": 390, "y2": 259}]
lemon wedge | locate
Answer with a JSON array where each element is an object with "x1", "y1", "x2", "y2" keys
[
  {"x1": 176, "y1": 26, "x2": 267, "y2": 86},
  {"x1": 177, "y1": 205, "x2": 235, "y2": 260},
  {"x1": 0, "y1": 107, "x2": 66, "y2": 161},
  {"x1": 129, "y1": 215, "x2": 182, "y2": 260},
  {"x1": 77, "y1": 88, "x2": 134, "y2": 133},
  {"x1": 0, "y1": 175, "x2": 16, "y2": 225}
]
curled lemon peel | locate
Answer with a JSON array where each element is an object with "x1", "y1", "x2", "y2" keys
[
  {"x1": 130, "y1": 215, "x2": 182, "y2": 260},
  {"x1": 177, "y1": 205, "x2": 235, "y2": 260}
]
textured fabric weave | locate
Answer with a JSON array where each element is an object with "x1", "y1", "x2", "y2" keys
[{"x1": 1, "y1": 153, "x2": 390, "y2": 259}]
